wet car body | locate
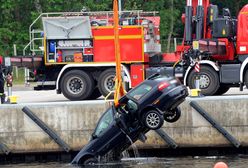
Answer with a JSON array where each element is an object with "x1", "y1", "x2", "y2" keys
[
  {"x1": 71, "y1": 106, "x2": 147, "y2": 165},
  {"x1": 121, "y1": 74, "x2": 188, "y2": 122},
  {"x1": 71, "y1": 74, "x2": 188, "y2": 165}
]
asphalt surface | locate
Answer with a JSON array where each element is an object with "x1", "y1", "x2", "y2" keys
[{"x1": 5, "y1": 85, "x2": 248, "y2": 104}]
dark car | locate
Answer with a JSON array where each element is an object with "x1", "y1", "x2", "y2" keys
[{"x1": 71, "y1": 74, "x2": 188, "y2": 165}]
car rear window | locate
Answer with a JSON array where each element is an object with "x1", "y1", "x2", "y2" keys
[{"x1": 129, "y1": 84, "x2": 152, "y2": 100}]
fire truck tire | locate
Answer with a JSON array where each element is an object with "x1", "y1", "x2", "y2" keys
[
  {"x1": 244, "y1": 70, "x2": 248, "y2": 89},
  {"x1": 98, "y1": 68, "x2": 116, "y2": 99},
  {"x1": 187, "y1": 66, "x2": 219, "y2": 96},
  {"x1": 88, "y1": 87, "x2": 102, "y2": 100},
  {"x1": 214, "y1": 84, "x2": 230, "y2": 95},
  {"x1": 61, "y1": 70, "x2": 94, "y2": 101}
]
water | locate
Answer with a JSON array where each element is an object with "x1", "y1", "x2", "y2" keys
[
  {"x1": 2, "y1": 155, "x2": 248, "y2": 168},
  {"x1": 125, "y1": 134, "x2": 140, "y2": 158}
]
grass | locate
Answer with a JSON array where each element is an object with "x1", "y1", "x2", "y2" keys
[{"x1": 12, "y1": 67, "x2": 25, "y2": 85}]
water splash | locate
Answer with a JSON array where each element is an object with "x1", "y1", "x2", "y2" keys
[
  {"x1": 122, "y1": 150, "x2": 130, "y2": 158},
  {"x1": 125, "y1": 134, "x2": 140, "y2": 158}
]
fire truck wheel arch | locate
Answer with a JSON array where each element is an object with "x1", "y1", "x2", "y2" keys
[
  {"x1": 187, "y1": 65, "x2": 220, "y2": 96},
  {"x1": 60, "y1": 70, "x2": 94, "y2": 100},
  {"x1": 244, "y1": 71, "x2": 248, "y2": 89},
  {"x1": 183, "y1": 60, "x2": 219, "y2": 84},
  {"x1": 56, "y1": 64, "x2": 131, "y2": 93},
  {"x1": 240, "y1": 57, "x2": 248, "y2": 84}
]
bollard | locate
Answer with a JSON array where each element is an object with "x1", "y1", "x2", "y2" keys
[
  {"x1": 195, "y1": 75, "x2": 200, "y2": 89},
  {"x1": 190, "y1": 76, "x2": 201, "y2": 96},
  {"x1": 6, "y1": 73, "x2": 18, "y2": 104},
  {"x1": 191, "y1": 62, "x2": 201, "y2": 97}
]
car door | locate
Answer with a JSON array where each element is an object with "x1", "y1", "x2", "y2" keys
[{"x1": 90, "y1": 107, "x2": 127, "y2": 155}]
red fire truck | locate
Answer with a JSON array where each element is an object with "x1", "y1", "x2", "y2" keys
[
  {"x1": 167, "y1": 0, "x2": 248, "y2": 96},
  {"x1": 11, "y1": 0, "x2": 248, "y2": 100},
  {"x1": 12, "y1": 11, "x2": 163, "y2": 100}
]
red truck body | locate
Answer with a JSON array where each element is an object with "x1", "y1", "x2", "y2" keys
[{"x1": 10, "y1": 1, "x2": 248, "y2": 100}]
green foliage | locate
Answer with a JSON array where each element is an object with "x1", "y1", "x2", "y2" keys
[{"x1": 0, "y1": 0, "x2": 247, "y2": 56}]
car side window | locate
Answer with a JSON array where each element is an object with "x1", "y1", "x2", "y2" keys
[
  {"x1": 94, "y1": 108, "x2": 114, "y2": 137},
  {"x1": 126, "y1": 99, "x2": 138, "y2": 112},
  {"x1": 129, "y1": 84, "x2": 152, "y2": 100}
]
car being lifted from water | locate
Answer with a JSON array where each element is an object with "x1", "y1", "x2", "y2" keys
[{"x1": 71, "y1": 74, "x2": 188, "y2": 165}]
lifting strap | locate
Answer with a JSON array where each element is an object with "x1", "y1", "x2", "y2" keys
[{"x1": 113, "y1": 0, "x2": 125, "y2": 107}]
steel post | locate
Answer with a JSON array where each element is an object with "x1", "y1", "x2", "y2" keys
[
  {"x1": 185, "y1": 0, "x2": 193, "y2": 44},
  {"x1": 190, "y1": 101, "x2": 241, "y2": 148},
  {"x1": 196, "y1": 0, "x2": 204, "y2": 40},
  {"x1": 155, "y1": 129, "x2": 178, "y2": 149},
  {"x1": 187, "y1": 0, "x2": 192, "y2": 6},
  {"x1": 22, "y1": 106, "x2": 71, "y2": 152}
]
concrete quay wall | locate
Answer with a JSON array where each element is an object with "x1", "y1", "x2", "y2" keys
[{"x1": 0, "y1": 96, "x2": 248, "y2": 154}]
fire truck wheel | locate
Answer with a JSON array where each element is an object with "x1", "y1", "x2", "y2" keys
[
  {"x1": 214, "y1": 84, "x2": 230, "y2": 95},
  {"x1": 187, "y1": 66, "x2": 219, "y2": 96},
  {"x1": 88, "y1": 87, "x2": 102, "y2": 100},
  {"x1": 244, "y1": 70, "x2": 248, "y2": 89},
  {"x1": 61, "y1": 70, "x2": 94, "y2": 100},
  {"x1": 98, "y1": 68, "x2": 116, "y2": 99}
]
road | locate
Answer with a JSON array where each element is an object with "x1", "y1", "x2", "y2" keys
[
  {"x1": 10, "y1": 85, "x2": 104, "y2": 103},
  {"x1": 6, "y1": 85, "x2": 248, "y2": 103}
]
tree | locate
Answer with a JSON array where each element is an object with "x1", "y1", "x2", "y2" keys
[{"x1": 0, "y1": 0, "x2": 247, "y2": 56}]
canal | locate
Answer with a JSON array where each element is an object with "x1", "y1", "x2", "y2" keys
[{"x1": 1, "y1": 155, "x2": 248, "y2": 168}]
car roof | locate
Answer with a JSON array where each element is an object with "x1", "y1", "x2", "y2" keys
[{"x1": 124, "y1": 74, "x2": 173, "y2": 103}]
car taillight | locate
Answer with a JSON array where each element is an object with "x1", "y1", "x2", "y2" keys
[{"x1": 158, "y1": 82, "x2": 170, "y2": 91}]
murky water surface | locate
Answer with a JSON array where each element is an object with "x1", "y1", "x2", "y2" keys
[{"x1": 1, "y1": 155, "x2": 248, "y2": 168}]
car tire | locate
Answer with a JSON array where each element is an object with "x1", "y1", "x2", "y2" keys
[
  {"x1": 61, "y1": 70, "x2": 94, "y2": 100},
  {"x1": 98, "y1": 68, "x2": 116, "y2": 99},
  {"x1": 214, "y1": 85, "x2": 230, "y2": 95},
  {"x1": 83, "y1": 157, "x2": 98, "y2": 165},
  {"x1": 164, "y1": 107, "x2": 181, "y2": 123},
  {"x1": 143, "y1": 110, "x2": 164, "y2": 130},
  {"x1": 187, "y1": 65, "x2": 219, "y2": 96}
]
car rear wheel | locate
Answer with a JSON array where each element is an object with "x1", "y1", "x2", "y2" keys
[
  {"x1": 164, "y1": 107, "x2": 181, "y2": 123},
  {"x1": 143, "y1": 110, "x2": 164, "y2": 130}
]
